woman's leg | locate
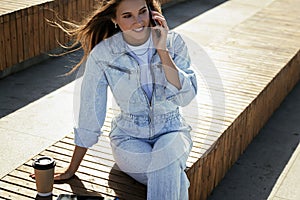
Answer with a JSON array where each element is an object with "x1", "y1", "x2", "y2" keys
[
  {"x1": 147, "y1": 132, "x2": 192, "y2": 200},
  {"x1": 110, "y1": 131, "x2": 192, "y2": 199},
  {"x1": 110, "y1": 135, "x2": 152, "y2": 185}
]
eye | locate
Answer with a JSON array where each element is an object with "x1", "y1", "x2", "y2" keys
[
  {"x1": 139, "y1": 9, "x2": 147, "y2": 15},
  {"x1": 123, "y1": 14, "x2": 132, "y2": 19}
]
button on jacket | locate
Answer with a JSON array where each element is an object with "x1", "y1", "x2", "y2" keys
[{"x1": 74, "y1": 31, "x2": 197, "y2": 148}]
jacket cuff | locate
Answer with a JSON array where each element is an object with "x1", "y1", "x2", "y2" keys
[
  {"x1": 166, "y1": 69, "x2": 189, "y2": 95},
  {"x1": 74, "y1": 127, "x2": 101, "y2": 148}
]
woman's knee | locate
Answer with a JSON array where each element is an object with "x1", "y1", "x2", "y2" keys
[
  {"x1": 148, "y1": 158, "x2": 183, "y2": 178},
  {"x1": 111, "y1": 138, "x2": 152, "y2": 174}
]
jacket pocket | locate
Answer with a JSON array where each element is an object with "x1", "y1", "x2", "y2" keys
[{"x1": 108, "y1": 64, "x2": 132, "y2": 74}]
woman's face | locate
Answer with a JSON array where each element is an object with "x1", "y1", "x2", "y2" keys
[{"x1": 113, "y1": 0, "x2": 151, "y2": 45}]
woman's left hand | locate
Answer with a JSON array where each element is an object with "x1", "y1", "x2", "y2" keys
[{"x1": 150, "y1": 11, "x2": 169, "y2": 51}]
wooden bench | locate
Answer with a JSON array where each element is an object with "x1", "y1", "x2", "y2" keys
[{"x1": 0, "y1": 0, "x2": 300, "y2": 199}]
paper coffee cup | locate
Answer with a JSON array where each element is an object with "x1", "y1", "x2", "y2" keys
[{"x1": 32, "y1": 156, "x2": 56, "y2": 197}]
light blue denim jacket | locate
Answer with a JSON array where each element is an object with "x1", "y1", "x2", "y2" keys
[{"x1": 74, "y1": 31, "x2": 197, "y2": 148}]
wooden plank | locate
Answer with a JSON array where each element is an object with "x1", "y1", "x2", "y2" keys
[
  {"x1": 63, "y1": 0, "x2": 69, "y2": 44},
  {"x1": 33, "y1": 6, "x2": 40, "y2": 56},
  {"x1": 77, "y1": 0, "x2": 82, "y2": 21},
  {"x1": 72, "y1": 0, "x2": 77, "y2": 22},
  {"x1": 15, "y1": 10, "x2": 24, "y2": 63},
  {"x1": 212, "y1": 140, "x2": 221, "y2": 187},
  {"x1": 193, "y1": 160, "x2": 203, "y2": 199},
  {"x1": 43, "y1": 2, "x2": 50, "y2": 52},
  {"x1": 9, "y1": 12, "x2": 18, "y2": 66},
  {"x1": 38, "y1": 4, "x2": 45, "y2": 54},
  {"x1": 58, "y1": 0, "x2": 65, "y2": 45},
  {"x1": 51, "y1": 1, "x2": 58, "y2": 50},
  {"x1": 3, "y1": 15, "x2": 12, "y2": 68},
  {"x1": 90, "y1": 0, "x2": 95, "y2": 10},
  {"x1": 81, "y1": 0, "x2": 86, "y2": 19},
  {"x1": 200, "y1": 156, "x2": 208, "y2": 199},
  {"x1": 21, "y1": 7, "x2": 29, "y2": 61},
  {"x1": 67, "y1": 0, "x2": 72, "y2": 22},
  {"x1": 208, "y1": 148, "x2": 216, "y2": 194},
  {"x1": 0, "y1": 16, "x2": 6, "y2": 70},
  {"x1": 27, "y1": 7, "x2": 35, "y2": 59},
  {"x1": 219, "y1": 134, "x2": 228, "y2": 184}
]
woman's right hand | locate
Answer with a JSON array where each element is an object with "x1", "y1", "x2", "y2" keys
[
  {"x1": 30, "y1": 146, "x2": 87, "y2": 181},
  {"x1": 29, "y1": 169, "x2": 74, "y2": 181},
  {"x1": 54, "y1": 169, "x2": 75, "y2": 181},
  {"x1": 54, "y1": 146, "x2": 87, "y2": 181}
]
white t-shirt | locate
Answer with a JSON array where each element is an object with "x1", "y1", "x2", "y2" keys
[
  {"x1": 127, "y1": 35, "x2": 152, "y2": 64},
  {"x1": 127, "y1": 35, "x2": 153, "y2": 100}
]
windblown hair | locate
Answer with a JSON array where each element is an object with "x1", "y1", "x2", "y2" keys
[{"x1": 52, "y1": 0, "x2": 162, "y2": 74}]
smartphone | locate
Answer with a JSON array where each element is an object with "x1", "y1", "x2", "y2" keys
[
  {"x1": 148, "y1": 5, "x2": 158, "y2": 26},
  {"x1": 56, "y1": 194, "x2": 104, "y2": 200},
  {"x1": 148, "y1": 5, "x2": 161, "y2": 37}
]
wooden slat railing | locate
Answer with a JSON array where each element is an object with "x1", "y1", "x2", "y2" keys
[{"x1": 0, "y1": 0, "x2": 96, "y2": 78}]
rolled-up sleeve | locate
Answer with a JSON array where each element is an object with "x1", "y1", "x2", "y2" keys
[
  {"x1": 165, "y1": 33, "x2": 197, "y2": 107},
  {"x1": 74, "y1": 54, "x2": 108, "y2": 148}
]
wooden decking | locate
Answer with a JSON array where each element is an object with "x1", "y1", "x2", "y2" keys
[
  {"x1": 0, "y1": 0, "x2": 300, "y2": 199},
  {"x1": 0, "y1": 133, "x2": 147, "y2": 200}
]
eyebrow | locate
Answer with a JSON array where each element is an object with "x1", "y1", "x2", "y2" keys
[{"x1": 121, "y1": 6, "x2": 147, "y2": 16}]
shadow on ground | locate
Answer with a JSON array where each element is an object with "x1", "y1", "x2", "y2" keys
[{"x1": 0, "y1": 52, "x2": 81, "y2": 118}]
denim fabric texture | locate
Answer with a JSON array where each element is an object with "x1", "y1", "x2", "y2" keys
[{"x1": 73, "y1": 31, "x2": 197, "y2": 199}]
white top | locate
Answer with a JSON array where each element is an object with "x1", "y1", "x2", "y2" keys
[
  {"x1": 127, "y1": 35, "x2": 152, "y2": 64},
  {"x1": 127, "y1": 35, "x2": 153, "y2": 100}
]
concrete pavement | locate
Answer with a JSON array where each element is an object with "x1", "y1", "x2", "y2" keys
[{"x1": 0, "y1": 0, "x2": 299, "y2": 199}]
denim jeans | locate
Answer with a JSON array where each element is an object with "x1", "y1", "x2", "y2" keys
[{"x1": 110, "y1": 127, "x2": 193, "y2": 200}]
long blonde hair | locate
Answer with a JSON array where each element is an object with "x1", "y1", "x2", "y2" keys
[{"x1": 53, "y1": 0, "x2": 162, "y2": 74}]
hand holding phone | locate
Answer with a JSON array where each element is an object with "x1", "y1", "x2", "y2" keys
[
  {"x1": 148, "y1": 5, "x2": 161, "y2": 38},
  {"x1": 148, "y1": 5, "x2": 157, "y2": 26}
]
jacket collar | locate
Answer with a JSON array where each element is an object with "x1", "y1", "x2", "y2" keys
[{"x1": 110, "y1": 32, "x2": 131, "y2": 55}]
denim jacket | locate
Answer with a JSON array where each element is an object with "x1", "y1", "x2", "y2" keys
[{"x1": 74, "y1": 31, "x2": 197, "y2": 148}]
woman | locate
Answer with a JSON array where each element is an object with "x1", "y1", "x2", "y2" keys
[{"x1": 47, "y1": 0, "x2": 197, "y2": 199}]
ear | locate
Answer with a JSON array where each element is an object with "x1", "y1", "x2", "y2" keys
[{"x1": 111, "y1": 19, "x2": 116, "y2": 24}]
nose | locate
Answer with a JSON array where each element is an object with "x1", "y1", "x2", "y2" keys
[{"x1": 134, "y1": 15, "x2": 143, "y2": 24}]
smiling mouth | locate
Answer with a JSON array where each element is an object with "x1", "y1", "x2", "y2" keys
[{"x1": 133, "y1": 27, "x2": 144, "y2": 32}]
